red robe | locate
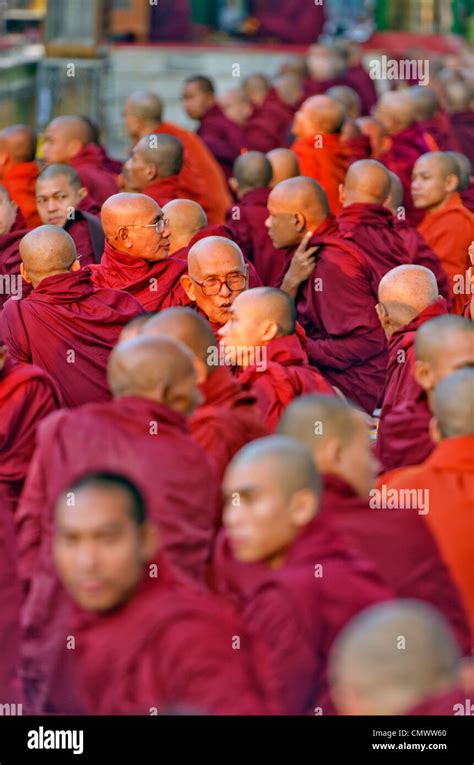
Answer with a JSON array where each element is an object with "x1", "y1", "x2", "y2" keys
[
  {"x1": 450, "y1": 111, "x2": 474, "y2": 166},
  {"x1": 379, "y1": 123, "x2": 431, "y2": 225},
  {"x1": 245, "y1": 100, "x2": 290, "y2": 153},
  {"x1": 18, "y1": 396, "x2": 221, "y2": 711},
  {"x1": 0, "y1": 209, "x2": 30, "y2": 310},
  {"x1": 0, "y1": 358, "x2": 60, "y2": 508},
  {"x1": 343, "y1": 131, "x2": 372, "y2": 165},
  {"x1": 47, "y1": 566, "x2": 277, "y2": 715},
  {"x1": 211, "y1": 512, "x2": 391, "y2": 714},
  {"x1": 374, "y1": 389, "x2": 434, "y2": 474},
  {"x1": 0, "y1": 489, "x2": 21, "y2": 703},
  {"x1": 418, "y1": 114, "x2": 460, "y2": 152},
  {"x1": 142, "y1": 174, "x2": 183, "y2": 207},
  {"x1": 225, "y1": 187, "x2": 292, "y2": 287},
  {"x1": 253, "y1": 0, "x2": 325, "y2": 44},
  {"x1": 408, "y1": 687, "x2": 469, "y2": 715},
  {"x1": 337, "y1": 203, "x2": 409, "y2": 291},
  {"x1": 64, "y1": 208, "x2": 104, "y2": 266},
  {"x1": 291, "y1": 133, "x2": 350, "y2": 214},
  {"x1": 345, "y1": 65, "x2": 378, "y2": 116},
  {"x1": 292, "y1": 215, "x2": 388, "y2": 413},
  {"x1": 1, "y1": 161, "x2": 41, "y2": 227},
  {"x1": 68, "y1": 143, "x2": 118, "y2": 206},
  {"x1": 0, "y1": 269, "x2": 143, "y2": 407},
  {"x1": 236, "y1": 333, "x2": 335, "y2": 432},
  {"x1": 90, "y1": 241, "x2": 189, "y2": 311},
  {"x1": 191, "y1": 365, "x2": 267, "y2": 482},
  {"x1": 394, "y1": 218, "x2": 451, "y2": 302},
  {"x1": 197, "y1": 105, "x2": 246, "y2": 179},
  {"x1": 461, "y1": 182, "x2": 474, "y2": 213},
  {"x1": 322, "y1": 473, "x2": 471, "y2": 654}
]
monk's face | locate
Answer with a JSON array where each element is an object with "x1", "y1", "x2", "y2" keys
[
  {"x1": 266, "y1": 190, "x2": 305, "y2": 249},
  {"x1": 54, "y1": 485, "x2": 156, "y2": 612},
  {"x1": 415, "y1": 334, "x2": 474, "y2": 393},
  {"x1": 42, "y1": 122, "x2": 81, "y2": 165},
  {"x1": 182, "y1": 248, "x2": 248, "y2": 326},
  {"x1": 113, "y1": 203, "x2": 171, "y2": 261},
  {"x1": 411, "y1": 157, "x2": 458, "y2": 212},
  {"x1": 123, "y1": 146, "x2": 154, "y2": 192},
  {"x1": 36, "y1": 175, "x2": 86, "y2": 227},
  {"x1": 292, "y1": 102, "x2": 315, "y2": 139},
  {"x1": 219, "y1": 293, "x2": 272, "y2": 357},
  {"x1": 219, "y1": 94, "x2": 252, "y2": 125},
  {"x1": 223, "y1": 458, "x2": 315, "y2": 566},
  {"x1": 0, "y1": 193, "x2": 17, "y2": 235},
  {"x1": 181, "y1": 82, "x2": 214, "y2": 121},
  {"x1": 123, "y1": 101, "x2": 142, "y2": 141}
]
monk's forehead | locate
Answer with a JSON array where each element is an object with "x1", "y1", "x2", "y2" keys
[
  {"x1": 55, "y1": 485, "x2": 133, "y2": 526},
  {"x1": 36, "y1": 174, "x2": 75, "y2": 193},
  {"x1": 414, "y1": 154, "x2": 447, "y2": 174},
  {"x1": 189, "y1": 242, "x2": 244, "y2": 276}
]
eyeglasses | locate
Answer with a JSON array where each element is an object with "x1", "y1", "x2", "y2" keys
[
  {"x1": 121, "y1": 217, "x2": 169, "y2": 234},
  {"x1": 191, "y1": 272, "x2": 247, "y2": 296}
]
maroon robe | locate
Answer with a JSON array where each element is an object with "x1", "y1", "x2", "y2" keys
[
  {"x1": 225, "y1": 187, "x2": 292, "y2": 287},
  {"x1": 47, "y1": 565, "x2": 277, "y2": 715},
  {"x1": 344, "y1": 131, "x2": 372, "y2": 165},
  {"x1": 93, "y1": 143, "x2": 123, "y2": 175},
  {"x1": 191, "y1": 365, "x2": 267, "y2": 483},
  {"x1": 253, "y1": 0, "x2": 325, "y2": 44},
  {"x1": 379, "y1": 124, "x2": 431, "y2": 224},
  {"x1": 245, "y1": 98, "x2": 291, "y2": 153},
  {"x1": 0, "y1": 209, "x2": 30, "y2": 310},
  {"x1": 375, "y1": 389, "x2": 434, "y2": 474},
  {"x1": 64, "y1": 208, "x2": 104, "y2": 266},
  {"x1": 408, "y1": 687, "x2": 468, "y2": 715},
  {"x1": 291, "y1": 215, "x2": 388, "y2": 413},
  {"x1": 394, "y1": 218, "x2": 451, "y2": 301},
  {"x1": 0, "y1": 269, "x2": 143, "y2": 407},
  {"x1": 345, "y1": 65, "x2": 378, "y2": 116},
  {"x1": 18, "y1": 395, "x2": 221, "y2": 711},
  {"x1": 68, "y1": 143, "x2": 118, "y2": 207},
  {"x1": 236, "y1": 334, "x2": 335, "y2": 432},
  {"x1": 0, "y1": 358, "x2": 60, "y2": 508},
  {"x1": 197, "y1": 105, "x2": 245, "y2": 179},
  {"x1": 212, "y1": 512, "x2": 391, "y2": 714},
  {"x1": 322, "y1": 473, "x2": 471, "y2": 654},
  {"x1": 337, "y1": 203, "x2": 409, "y2": 291},
  {"x1": 142, "y1": 175, "x2": 183, "y2": 207},
  {"x1": 90, "y1": 241, "x2": 190, "y2": 311},
  {"x1": 418, "y1": 114, "x2": 460, "y2": 152},
  {"x1": 0, "y1": 489, "x2": 21, "y2": 703},
  {"x1": 460, "y1": 182, "x2": 474, "y2": 213},
  {"x1": 450, "y1": 111, "x2": 474, "y2": 166}
]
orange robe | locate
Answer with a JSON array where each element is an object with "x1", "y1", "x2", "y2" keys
[
  {"x1": 154, "y1": 122, "x2": 232, "y2": 224},
  {"x1": 291, "y1": 134, "x2": 349, "y2": 214},
  {"x1": 382, "y1": 436, "x2": 474, "y2": 642},
  {"x1": 1, "y1": 161, "x2": 41, "y2": 227},
  {"x1": 417, "y1": 193, "x2": 474, "y2": 315}
]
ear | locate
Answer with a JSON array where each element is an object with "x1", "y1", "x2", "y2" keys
[
  {"x1": 338, "y1": 183, "x2": 346, "y2": 205},
  {"x1": 229, "y1": 177, "x2": 239, "y2": 194},
  {"x1": 315, "y1": 436, "x2": 340, "y2": 475},
  {"x1": 414, "y1": 359, "x2": 435, "y2": 392},
  {"x1": 294, "y1": 212, "x2": 306, "y2": 232},
  {"x1": 145, "y1": 162, "x2": 157, "y2": 183},
  {"x1": 71, "y1": 258, "x2": 81, "y2": 272},
  {"x1": 141, "y1": 521, "x2": 160, "y2": 563},
  {"x1": 20, "y1": 262, "x2": 31, "y2": 284},
  {"x1": 429, "y1": 415, "x2": 442, "y2": 445},
  {"x1": 69, "y1": 138, "x2": 84, "y2": 159},
  {"x1": 289, "y1": 488, "x2": 318, "y2": 528},
  {"x1": 78, "y1": 186, "x2": 88, "y2": 201},
  {"x1": 261, "y1": 319, "x2": 279, "y2": 343},
  {"x1": 446, "y1": 172, "x2": 459, "y2": 194},
  {"x1": 193, "y1": 356, "x2": 208, "y2": 384},
  {"x1": 180, "y1": 273, "x2": 197, "y2": 302},
  {"x1": 375, "y1": 303, "x2": 391, "y2": 334},
  {"x1": 117, "y1": 226, "x2": 132, "y2": 247}
]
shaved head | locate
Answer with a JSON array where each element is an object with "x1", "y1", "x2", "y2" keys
[
  {"x1": 0, "y1": 124, "x2": 36, "y2": 164},
  {"x1": 271, "y1": 74, "x2": 304, "y2": 107},
  {"x1": 232, "y1": 151, "x2": 272, "y2": 191},
  {"x1": 378, "y1": 265, "x2": 439, "y2": 333},
  {"x1": 187, "y1": 235, "x2": 245, "y2": 276},
  {"x1": 162, "y1": 198, "x2": 207, "y2": 253},
  {"x1": 278, "y1": 55, "x2": 308, "y2": 79},
  {"x1": 385, "y1": 170, "x2": 404, "y2": 214},
  {"x1": 226, "y1": 286, "x2": 296, "y2": 337},
  {"x1": 242, "y1": 73, "x2": 270, "y2": 106},
  {"x1": 118, "y1": 312, "x2": 155, "y2": 343},
  {"x1": 42, "y1": 116, "x2": 91, "y2": 165},
  {"x1": 218, "y1": 89, "x2": 252, "y2": 125},
  {"x1": 294, "y1": 95, "x2": 345, "y2": 138},
  {"x1": 266, "y1": 148, "x2": 300, "y2": 187},
  {"x1": 443, "y1": 79, "x2": 472, "y2": 113},
  {"x1": 19, "y1": 225, "x2": 77, "y2": 287},
  {"x1": 408, "y1": 85, "x2": 440, "y2": 120},
  {"x1": 101, "y1": 192, "x2": 159, "y2": 237},
  {"x1": 37, "y1": 162, "x2": 81, "y2": 191},
  {"x1": 411, "y1": 152, "x2": 461, "y2": 211},
  {"x1": 143, "y1": 306, "x2": 216, "y2": 373},
  {"x1": 125, "y1": 91, "x2": 163, "y2": 124},
  {"x1": 101, "y1": 192, "x2": 169, "y2": 261},
  {"x1": 125, "y1": 133, "x2": 183, "y2": 185},
  {"x1": 374, "y1": 91, "x2": 417, "y2": 135},
  {"x1": 342, "y1": 159, "x2": 391, "y2": 205},
  {"x1": 415, "y1": 314, "x2": 474, "y2": 364},
  {"x1": 330, "y1": 600, "x2": 461, "y2": 716},
  {"x1": 267, "y1": 176, "x2": 329, "y2": 244},
  {"x1": 45, "y1": 116, "x2": 89, "y2": 142},
  {"x1": 445, "y1": 151, "x2": 472, "y2": 190},
  {"x1": 432, "y1": 369, "x2": 474, "y2": 438},
  {"x1": 326, "y1": 86, "x2": 362, "y2": 119}
]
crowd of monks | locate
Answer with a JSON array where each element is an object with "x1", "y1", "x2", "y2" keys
[{"x1": 1, "y1": 40, "x2": 474, "y2": 716}]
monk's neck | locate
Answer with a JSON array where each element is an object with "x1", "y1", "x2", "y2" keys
[{"x1": 424, "y1": 192, "x2": 459, "y2": 215}]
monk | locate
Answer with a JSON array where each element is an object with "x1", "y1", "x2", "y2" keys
[
  {"x1": 0, "y1": 343, "x2": 60, "y2": 510},
  {"x1": 330, "y1": 601, "x2": 468, "y2": 715},
  {"x1": 219, "y1": 287, "x2": 334, "y2": 431},
  {"x1": 291, "y1": 95, "x2": 349, "y2": 214},
  {"x1": 384, "y1": 369, "x2": 474, "y2": 641},
  {"x1": 142, "y1": 307, "x2": 267, "y2": 482},
  {"x1": 123, "y1": 134, "x2": 184, "y2": 206},
  {"x1": 278, "y1": 395, "x2": 471, "y2": 653},
  {"x1": 36, "y1": 164, "x2": 104, "y2": 266},
  {"x1": 268, "y1": 177, "x2": 387, "y2": 413},
  {"x1": 384, "y1": 170, "x2": 450, "y2": 300},
  {"x1": 326, "y1": 85, "x2": 361, "y2": 120},
  {"x1": 408, "y1": 85, "x2": 459, "y2": 152},
  {"x1": 376, "y1": 314, "x2": 474, "y2": 473},
  {"x1": 48, "y1": 472, "x2": 276, "y2": 714},
  {"x1": 17, "y1": 336, "x2": 222, "y2": 711},
  {"x1": 242, "y1": 73, "x2": 294, "y2": 148},
  {"x1": 413, "y1": 152, "x2": 474, "y2": 313},
  {"x1": 0, "y1": 124, "x2": 40, "y2": 227},
  {"x1": 213, "y1": 436, "x2": 391, "y2": 714},
  {"x1": 446, "y1": 151, "x2": 474, "y2": 212},
  {"x1": 91, "y1": 193, "x2": 189, "y2": 311},
  {"x1": 42, "y1": 116, "x2": 118, "y2": 206},
  {"x1": 162, "y1": 198, "x2": 208, "y2": 256},
  {"x1": 123, "y1": 91, "x2": 231, "y2": 223},
  {"x1": 0, "y1": 185, "x2": 30, "y2": 310},
  {"x1": 0, "y1": 485, "x2": 21, "y2": 704},
  {"x1": 337, "y1": 159, "x2": 409, "y2": 291},
  {"x1": 180, "y1": 236, "x2": 249, "y2": 333},
  {"x1": 181, "y1": 76, "x2": 246, "y2": 179},
  {"x1": 226, "y1": 152, "x2": 287, "y2": 287},
  {"x1": 375, "y1": 91, "x2": 431, "y2": 223},
  {"x1": 443, "y1": 79, "x2": 474, "y2": 166},
  {"x1": 266, "y1": 148, "x2": 300, "y2": 188},
  {"x1": 0, "y1": 226, "x2": 143, "y2": 407}
]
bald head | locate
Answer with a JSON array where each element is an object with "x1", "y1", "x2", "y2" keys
[
  {"x1": 266, "y1": 148, "x2": 300, "y2": 188},
  {"x1": 294, "y1": 95, "x2": 345, "y2": 138},
  {"x1": 107, "y1": 335, "x2": 199, "y2": 415},
  {"x1": 341, "y1": 159, "x2": 391, "y2": 206},
  {"x1": 129, "y1": 133, "x2": 183, "y2": 183},
  {"x1": 242, "y1": 74, "x2": 269, "y2": 107},
  {"x1": 118, "y1": 312, "x2": 155, "y2": 343},
  {"x1": 223, "y1": 286, "x2": 296, "y2": 340},
  {"x1": 187, "y1": 235, "x2": 245, "y2": 276},
  {"x1": 326, "y1": 86, "x2": 361, "y2": 120},
  {"x1": 413, "y1": 315, "x2": 474, "y2": 399},
  {"x1": 143, "y1": 306, "x2": 216, "y2": 378},
  {"x1": 330, "y1": 600, "x2": 461, "y2": 716},
  {"x1": 101, "y1": 192, "x2": 159, "y2": 237},
  {"x1": 378, "y1": 265, "x2": 439, "y2": 335},
  {"x1": 445, "y1": 151, "x2": 472, "y2": 190},
  {"x1": 125, "y1": 91, "x2": 163, "y2": 124},
  {"x1": 218, "y1": 89, "x2": 252, "y2": 125},
  {"x1": 443, "y1": 79, "x2": 472, "y2": 113},
  {"x1": 271, "y1": 74, "x2": 304, "y2": 107},
  {"x1": 385, "y1": 170, "x2": 404, "y2": 214},
  {"x1": 267, "y1": 177, "x2": 329, "y2": 247},
  {"x1": 162, "y1": 199, "x2": 207, "y2": 253},
  {"x1": 374, "y1": 91, "x2": 417, "y2": 135},
  {"x1": 411, "y1": 152, "x2": 461, "y2": 210},
  {"x1": 19, "y1": 225, "x2": 78, "y2": 288},
  {"x1": 408, "y1": 85, "x2": 440, "y2": 120},
  {"x1": 232, "y1": 151, "x2": 272, "y2": 194},
  {"x1": 42, "y1": 116, "x2": 90, "y2": 165},
  {"x1": 101, "y1": 193, "x2": 169, "y2": 261},
  {"x1": 0, "y1": 124, "x2": 36, "y2": 166},
  {"x1": 433, "y1": 369, "x2": 474, "y2": 439}
]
